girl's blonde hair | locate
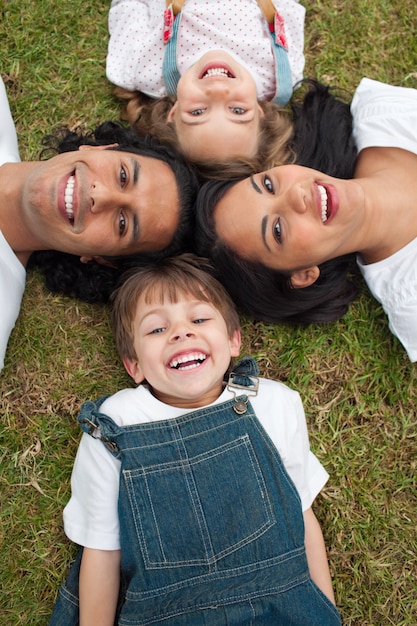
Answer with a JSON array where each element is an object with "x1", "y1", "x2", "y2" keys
[{"x1": 114, "y1": 87, "x2": 295, "y2": 180}]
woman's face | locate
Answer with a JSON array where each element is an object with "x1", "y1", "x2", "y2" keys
[
  {"x1": 214, "y1": 165, "x2": 366, "y2": 278},
  {"x1": 19, "y1": 146, "x2": 180, "y2": 258}
]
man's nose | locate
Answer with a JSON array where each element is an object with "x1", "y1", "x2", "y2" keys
[{"x1": 90, "y1": 183, "x2": 121, "y2": 213}]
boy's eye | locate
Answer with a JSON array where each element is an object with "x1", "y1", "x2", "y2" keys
[
  {"x1": 119, "y1": 212, "x2": 126, "y2": 235},
  {"x1": 193, "y1": 318, "x2": 208, "y2": 324},
  {"x1": 190, "y1": 108, "x2": 205, "y2": 116},
  {"x1": 273, "y1": 219, "x2": 282, "y2": 244},
  {"x1": 263, "y1": 175, "x2": 274, "y2": 193},
  {"x1": 120, "y1": 166, "x2": 127, "y2": 186},
  {"x1": 230, "y1": 107, "x2": 246, "y2": 115}
]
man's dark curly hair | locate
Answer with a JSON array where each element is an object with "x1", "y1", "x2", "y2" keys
[{"x1": 29, "y1": 121, "x2": 199, "y2": 303}]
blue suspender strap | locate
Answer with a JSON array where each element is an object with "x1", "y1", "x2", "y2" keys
[
  {"x1": 268, "y1": 12, "x2": 293, "y2": 106},
  {"x1": 162, "y1": 8, "x2": 182, "y2": 97}
]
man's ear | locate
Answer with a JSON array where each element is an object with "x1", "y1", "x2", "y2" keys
[
  {"x1": 229, "y1": 329, "x2": 242, "y2": 357},
  {"x1": 122, "y1": 356, "x2": 145, "y2": 384},
  {"x1": 78, "y1": 143, "x2": 118, "y2": 151},
  {"x1": 79, "y1": 256, "x2": 119, "y2": 269},
  {"x1": 166, "y1": 102, "x2": 177, "y2": 123},
  {"x1": 290, "y1": 266, "x2": 320, "y2": 289}
]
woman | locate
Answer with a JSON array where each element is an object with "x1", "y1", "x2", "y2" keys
[
  {"x1": 0, "y1": 76, "x2": 198, "y2": 371},
  {"x1": 196, "y1": 78, "x2": 417, "y2": 361}
]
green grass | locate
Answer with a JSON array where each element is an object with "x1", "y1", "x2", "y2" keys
[{"x1": 1, "y1": 1, "x2": 417, "y2": 624}]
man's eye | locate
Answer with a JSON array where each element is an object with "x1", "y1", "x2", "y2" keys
[
  {"x1": 273, "y1": 219, "x2": 282, "y2": 244},
  {"x1": 120, "y1": 166, "x2": 127, "y2": 186},
  {"x1": 119, "y1": 212, "x2": 126, "y2": 235},
  {"x1": 263, "y1": 175, "x2": 274, "y2": 193},
  {"x1": 230, "y1": 107, "x2": 246, "y2": 115},
  {"x1": 190, "y1": 108, "x2": 205, "y2": 116}
]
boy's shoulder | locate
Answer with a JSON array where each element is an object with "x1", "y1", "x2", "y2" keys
[{"x1": 251, "y1": 376, "x2": 302, "y2": 408}]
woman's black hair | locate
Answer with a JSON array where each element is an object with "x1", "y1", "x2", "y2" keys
[
  {"x1": 195, "y1": 80, "x2": 360, "y2": 325},
  {"x1": 29, "y1": 121, "x2": 199, "y2": 303}
]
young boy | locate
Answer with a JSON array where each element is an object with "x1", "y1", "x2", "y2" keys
[{"x1": 50, "y1": 255, "x2": 341, "y2": 625}]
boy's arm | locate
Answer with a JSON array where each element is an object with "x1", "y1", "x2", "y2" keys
[
  {"x1": 79, "y1": 547, "x2": 121, "y2": 626},
  {"x1": 303, "y1": 507, "x2": 336, "y2": 605}
]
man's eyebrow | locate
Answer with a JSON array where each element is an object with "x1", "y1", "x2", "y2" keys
[
  {"x1": 250, "y1": 175, "x2": 262, "y2": 194},
  {"x1": 130, "y1": 158, "x2": 140, "y2": 243},
  {"x1": 261, "y1": 216, "x2": 271, "y2": 252}
]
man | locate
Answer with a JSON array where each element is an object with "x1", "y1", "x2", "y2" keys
[{"x1": 0, "y1": 76, "x2": 198, "y2": 370}]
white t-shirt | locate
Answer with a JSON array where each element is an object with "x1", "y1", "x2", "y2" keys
[
  {"x1": 107, "y1": 0, "x2": 305, "y2": 99},
  {"x1": 0, "y1": 77, "x2": 25, "y2": 372},
  {"x1": 64, "y1": 378, "x2": 329, "y2": 550},
  {"x1": 352, "y1": 78, "x2": 417, "y2": 361}
]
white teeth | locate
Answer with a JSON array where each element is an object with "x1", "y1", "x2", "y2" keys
[
  {"x1": 204, "y1": 67, "x2": 230, "y2": 77},
  {"x1": 169, "y1": 353, "x2": 207, "y2": 370},
  {"x1": 65, "y1": 175, "x2": 75, "y2": 222},
  {"x1": 318, "y1": 185, "x2": 328, "y2": 222}
]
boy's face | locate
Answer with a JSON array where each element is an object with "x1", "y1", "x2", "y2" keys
[
  {"x1": 123, "y1": 293, "x2": 241, "y2": 409},
  {"x1": 167, "y1": 51, "x2": 263, "y2": 161}
]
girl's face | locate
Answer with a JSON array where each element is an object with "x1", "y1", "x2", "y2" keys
[
  {"x1": 214, "y1": 165, "x2": 366, "y2": 284},
  {"x1": 167, "y1": 51, "x2": 264, "y2": 161}
]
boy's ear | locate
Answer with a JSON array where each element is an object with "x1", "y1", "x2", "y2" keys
[
  {"x1": 229, "y1": 329, "x2": 242, "y2": 357},
  {"x1": 166, "y1": 102, "x2": 177, "y2": 123},
  {"x1": 122, "y1": 356, "x2": 145, "y2": 384},
  {"x1": 290, "y1": 266, "x2": 320, "y2": 289}
]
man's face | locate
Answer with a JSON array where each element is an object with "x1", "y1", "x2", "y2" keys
[{"x1": 20, "y1": 145, "x2": 180, "y2": 257}]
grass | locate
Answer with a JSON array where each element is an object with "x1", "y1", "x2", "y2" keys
[{"x1": 1, "y1": 1, "x2": 417, "y2": 624}]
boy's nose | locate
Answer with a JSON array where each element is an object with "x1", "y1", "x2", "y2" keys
[{"x1": 170, "y1": 324, "x2": 195, "y2": 342}]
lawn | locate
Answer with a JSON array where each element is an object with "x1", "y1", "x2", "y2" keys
[{"x1": 1, "y1": 1, "x2": 417, "y2": 624}]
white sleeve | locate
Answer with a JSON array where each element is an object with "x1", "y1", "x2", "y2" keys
[
  {"x1": 254, "y1": 381, "x2": 328, "y2": 512},
  {"x1": 281, "y1": 392, "x2": 329, "y2": 511},
  {"x1": 0, "y1": 77, "x2": 20, "y2": 165},
  {"x1": 63, "y1": 433, "x2": 122, "y2": 550},
  {"x1": 106, "y1": 0, "x2": 165, "y2": 92},
  {"x1": 352, "y1": 78, "x2": 417, "y2": 156}
]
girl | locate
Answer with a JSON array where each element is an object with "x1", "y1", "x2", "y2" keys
[{"x1": 107, "y1": 0, "x2": 305, "y2": 169}]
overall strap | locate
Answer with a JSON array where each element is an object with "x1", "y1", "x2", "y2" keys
[
  {"x1": 162, "y1": 2, "x2": 184, "y2": 95},
  {"x1": 257, "y1": 0, "x2": 293, "y2": 106}
]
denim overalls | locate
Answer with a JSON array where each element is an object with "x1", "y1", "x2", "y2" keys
[{"x1": 50, "y1": 359, "x2": 341, "y2": 625}]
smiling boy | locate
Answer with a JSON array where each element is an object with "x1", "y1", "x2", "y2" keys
[{"x1": 51, "y1": 255, "x2": 341, "y2": 626}]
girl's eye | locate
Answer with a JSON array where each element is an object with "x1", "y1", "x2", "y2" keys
[
  {"x1": 190, "y1": 108, "x2": 205, "y2": 116},
  {"x1": 263, "y1": 175, "x2": 274, "y2": 193},
  {"x1": 120, "y1": 166, "x2": 127, "y2": 187},
  {"x1": 273, "y1": 219, "x2": 282, "y2": 244},
  {"x1": 230, "y1": 107, "x2": 246, "y2": 115},
  {"x1": 149, "y1": 327, "x2": 165, "y2": 334},
  {"x1": 119, "y1": 212, "x2": 126, "y2": 235}
]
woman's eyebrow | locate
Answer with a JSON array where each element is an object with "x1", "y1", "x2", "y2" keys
[
  {"x1": 250, "y1": 175, "x2": 262, "y2": 194},
  {"x1": 261, "y1": 216, "x2": 271, "y2": 251}
]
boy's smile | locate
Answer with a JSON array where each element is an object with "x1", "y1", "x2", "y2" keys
[{"x1": 123, "y1": 294, "x2": 241, "y2": 409}]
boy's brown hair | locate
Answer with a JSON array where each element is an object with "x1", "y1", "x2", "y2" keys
[{"x1": 111, "y1": 254, "x2": 241, "y2": 361}]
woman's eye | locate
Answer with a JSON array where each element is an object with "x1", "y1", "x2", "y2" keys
[
  {"x1": 190, "y1": 108, "x2": 205, "y2": 116},
  {"x1": 273, "y1": 219, "x2": 282, "y2": 244},
  {"x1": 263, "y1": 175, "x2": 274, "y2": 193},
  {"x1": 119, "y1": 212, "x2": 126, "y2": 235},
  {"x1": 230, "y1": 107, "x2": 246, "y2": 115},
  {"x1": 120, "y1": 166, "x2": 127, "y2": 187}
]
